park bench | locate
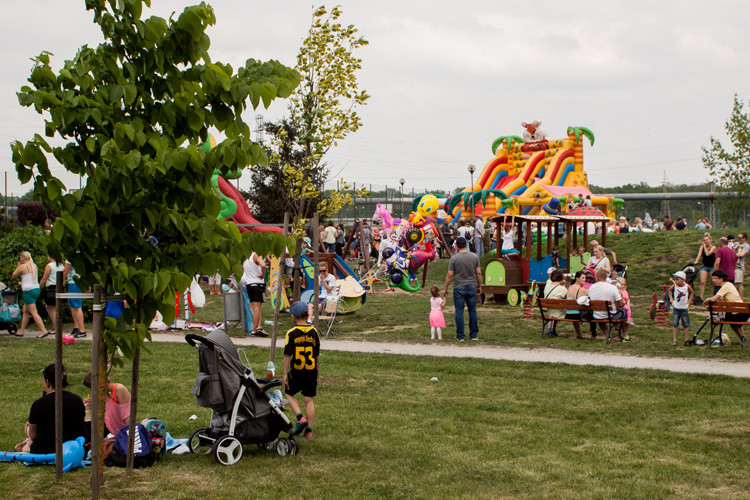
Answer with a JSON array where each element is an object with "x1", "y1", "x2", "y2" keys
[
  {"x1": 537, "y1": 298, "x2": 626, "y2": 345},
  {"x1": 706, "y1": 301, "x2": 750, "y2": 346}
]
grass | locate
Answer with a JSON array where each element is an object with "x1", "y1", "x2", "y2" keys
[
  {"x1": 1, "y1": 339, "x2": 749, "y2": 499},
  {"x1": 179, "y1": 228, "x2": 748, "y2": 361}
]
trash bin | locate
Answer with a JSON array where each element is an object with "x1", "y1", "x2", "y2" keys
[{"x1": 222, "y1": 291, "x2": 244, "y2": 331}]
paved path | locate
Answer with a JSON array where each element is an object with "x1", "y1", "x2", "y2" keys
[
  {"x1": 148, "y1": 332, "x2": 750, "y2": 379},
  {"x1": 14, "y1": 330, "x2": 749, "y2": 378}
]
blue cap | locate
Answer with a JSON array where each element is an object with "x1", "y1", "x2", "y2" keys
[{"x1": 287, "y1": 301, "x2": 308, "y2": 317}]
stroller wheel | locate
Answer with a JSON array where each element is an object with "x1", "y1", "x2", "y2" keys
[
  {"x1": 7, "y1": 323, "x2": 17, "y2": 336},
  {"x1": 685, "y1": 340, "x2": 693, "y2": 347},
  {"x1": 288, "y1": 436, "x2": 299, "y2": 455},
  {"x1": 188, "y1": 428, "x2": 213, "y2": 455},
  {"x1": 213, "y1": 435, "x2": 243, "y2": 465},
  {"x1": 262, "y1": 439, "x2": 278, "y2": 452},
  {"x1": 276, "y1": 438, "x2": 291, "y2": 457}
]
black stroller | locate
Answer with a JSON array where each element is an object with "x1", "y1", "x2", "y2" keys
[
  {"x1": 680, "y1": 264, "x2": 702, "y2": 305},
  {"x1": 186, "y1": 329, "x2": 297, "y2": 465}
]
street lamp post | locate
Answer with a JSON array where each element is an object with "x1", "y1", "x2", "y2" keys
[
  {"x1": 399, "y1": 178, "x2": 405, "y2": 218},
  {"x1": 467, "y1": 164, "x2": 476, "y2": 217}
]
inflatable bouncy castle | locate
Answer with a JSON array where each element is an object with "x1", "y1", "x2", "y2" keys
[{"x1": 446, "y1": 123, "x2": 621, "y2": 221}]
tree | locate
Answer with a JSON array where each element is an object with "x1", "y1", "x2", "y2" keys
[
  {"x1": 702, "y1": 94, "x2": 750, "y2": 224},
  {"x1": 249, "y1": 5, "x2": 370, "y2": 235},
  {"x1": 244, "y1": 117, "x2": 325, "y2": 224},
  {"x1": 248, "y1": 5, "x2": 369, "y2": 300},
  {"x1": 11, "y1": 0, "x2": 297, "y2": 477}
]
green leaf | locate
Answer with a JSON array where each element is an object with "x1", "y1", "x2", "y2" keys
[{"x1": 123, "y1": 83, "x2": 137, "y2": 105}]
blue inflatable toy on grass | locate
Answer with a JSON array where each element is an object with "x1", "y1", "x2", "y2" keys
[{"x1": 0, "y1": 436, "x2": 86, "y2": 472}]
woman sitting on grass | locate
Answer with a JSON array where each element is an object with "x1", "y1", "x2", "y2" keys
[{"x1": 83, "y1": 372, "x2": 131, "y2": 436}]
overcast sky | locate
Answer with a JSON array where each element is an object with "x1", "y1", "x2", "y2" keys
[{"x1": 2, "y1": 0, "x2": 749, "y2": 197}]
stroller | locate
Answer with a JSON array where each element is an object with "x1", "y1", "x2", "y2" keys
[
  {"x1": 680, "y1": 264, "x2": 702, "y2": 305},
  {"x1": 185, "y1": 329, "x2": 297, "y2": 465},
  {"x1": 0, "y1": 284, "x2": 21, "y2": 336}
]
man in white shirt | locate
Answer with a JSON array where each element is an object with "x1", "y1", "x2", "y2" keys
[
  {"x1": 242, "y1": 252, "x2": 267, "y2": 336},
  {"x1": 587, "y1": 268, "x2": 629, "y2": 341}
]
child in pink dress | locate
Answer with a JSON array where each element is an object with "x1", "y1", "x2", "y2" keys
[
  {"x1": 429, "y1": 285, "x2": 446, "y2": 340},
  {"x1": 617, "y1": 277, "x2": 635, "y2": 326}
]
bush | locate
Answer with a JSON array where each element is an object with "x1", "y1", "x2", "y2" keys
[{"x1": 0, "y1": 224, "x2": 47, "y2": 288}]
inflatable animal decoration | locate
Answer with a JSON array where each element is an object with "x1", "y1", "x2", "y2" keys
[
  {"x1": 0, "y1": 436, "x2": 86, "y2": 473},
  {"x1": 520, "y1": 121, "x2": 549, "y2": 155},
  {"x1": 521, "y1": 121, "x2": 547, "y2": 143},
  {"x1": 416, "y1": 194, "x2": 439, "y2": 219},
  {"x1": 372, "y1": 203, "x2": 406, "y2": 239}
]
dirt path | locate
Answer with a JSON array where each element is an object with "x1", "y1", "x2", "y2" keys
[{"x1": 147, "y1": 332, "x2": 750, "y2": 379}]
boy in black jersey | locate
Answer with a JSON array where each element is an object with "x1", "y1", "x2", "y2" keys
[{"x1": 282, "y1": 301, "x2": 321, "y2": 439}]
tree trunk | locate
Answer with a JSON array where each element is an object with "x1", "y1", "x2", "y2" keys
[
  {"x1": 90, "y1": 284, "x2": 107, "y2": 497},
  {"x1": 126, "y1": 307, "x2": 142, "y2": 472}
]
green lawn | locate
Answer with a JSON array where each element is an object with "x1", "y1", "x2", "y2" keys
[
  {"x1": 184, "y1": 229, "x2": 748, "y2": 361},
  {"x1": 2, "y1": 229, "x2": 749, "y2": 498},
  {"x1": 1, "y1": 339, "x2": 749, "y2": 499}
]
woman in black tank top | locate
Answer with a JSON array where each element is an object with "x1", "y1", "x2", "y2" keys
[{"x1": 694, "y1": 234, "x2": 716, "y2": 301}]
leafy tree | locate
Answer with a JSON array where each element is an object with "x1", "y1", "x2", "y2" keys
[
  {"x1": 11, "y1": 0, "x2": 297, "y2": 474},
  {"x1": 702, "y1": 94, "x2": 750, "y2": 224},
  {"x1": 16, "y1": 201, "x2": 53, "y2": 227},
  {"x1": 0, "y1": 223, "x2": 47, "y2": 285},
  {"x1": 244, "y1": 117, "x2": 325, "y2": 224},
  {"x1": 250, "y1": 5, "x2": 370, "y2": 236},
  {"x1": 249, "y1": 5, "x2": 369, "y2": 300}
]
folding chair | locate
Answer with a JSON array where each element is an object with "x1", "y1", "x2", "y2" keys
[{"x1": 318, "y1": 287, "x2": 342, "y2": 338}]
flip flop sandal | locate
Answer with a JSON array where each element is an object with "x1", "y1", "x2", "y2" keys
[
  {"x1": 36, "y1": 332, "x2": 52, "y2": 339},
  {"x1": 11, "y1": 332, "x2": 24, "y2": 338}
]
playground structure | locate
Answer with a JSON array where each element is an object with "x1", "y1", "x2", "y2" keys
[
  {"x1": 446, "y1": 124, "x2": 623, "y2": 222},
  {"x1": 481, "y1": 210, "x2": 611, "y2": 305},
  {"x1": 201, "y1": 134, "x2": 281, "y2": 234}
]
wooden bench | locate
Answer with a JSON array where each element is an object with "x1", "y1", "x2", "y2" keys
[
  {"x1": 706, "y1": 301, "x2": 750, "y2": 346},
  {"x1": 537, "y1": 298, "x2": 627, "y2": 345}
]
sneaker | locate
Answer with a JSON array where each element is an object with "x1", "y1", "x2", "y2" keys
[
  {"x1": 254, "y1": 328, "x2": 269, "y2": 338},
  {"x1": 73, "y1": 331, "x2": 87, "y2": 338},
  {"x1": 621, "y1": 335, "x2": 631, "y2": 342},
  {"x1": 70, "y1": 328, "x2": 80, "y2": 337},
  {"x1": 294, "y1": 417, "x2": 308, "y2": 436},
  {"x1": 457, "y1": 338, "x2": 465, "y2": 342},
  {"x1": 547, "y1": 331, "x2": 559, "y2": 338},
  {"x1": 741, "y1": 337, "x2": 748, "y2": 349},
  {"x1": 471, "y1": 337, "x2": 479, "y2": 341},
  {"x1": 303, "y1": 428, "x2": 313, "y2": 440}
]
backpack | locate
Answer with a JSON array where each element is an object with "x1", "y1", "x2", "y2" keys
[
  {"x1": 107, "y1": 423, "x2": 156, "y2": 468},
  {"x1": 141, "y1": 417, "x2": 167, "y2": 458}
]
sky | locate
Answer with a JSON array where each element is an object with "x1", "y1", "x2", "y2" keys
[{"x1": 2, "y1": 0, "x2": 749, "y2": 197}]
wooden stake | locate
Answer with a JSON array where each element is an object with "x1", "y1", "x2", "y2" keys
[
  {"x1": 90, "y1": 284, "x2": 107, "y2": 497},
  {"x1": 271, "y1": 212, "x2": 289, "y2": 362}
]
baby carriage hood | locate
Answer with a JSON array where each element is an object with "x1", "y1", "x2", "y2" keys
[{"x1": 189, "y1": 329, "x2": 272, "y2": 419}]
